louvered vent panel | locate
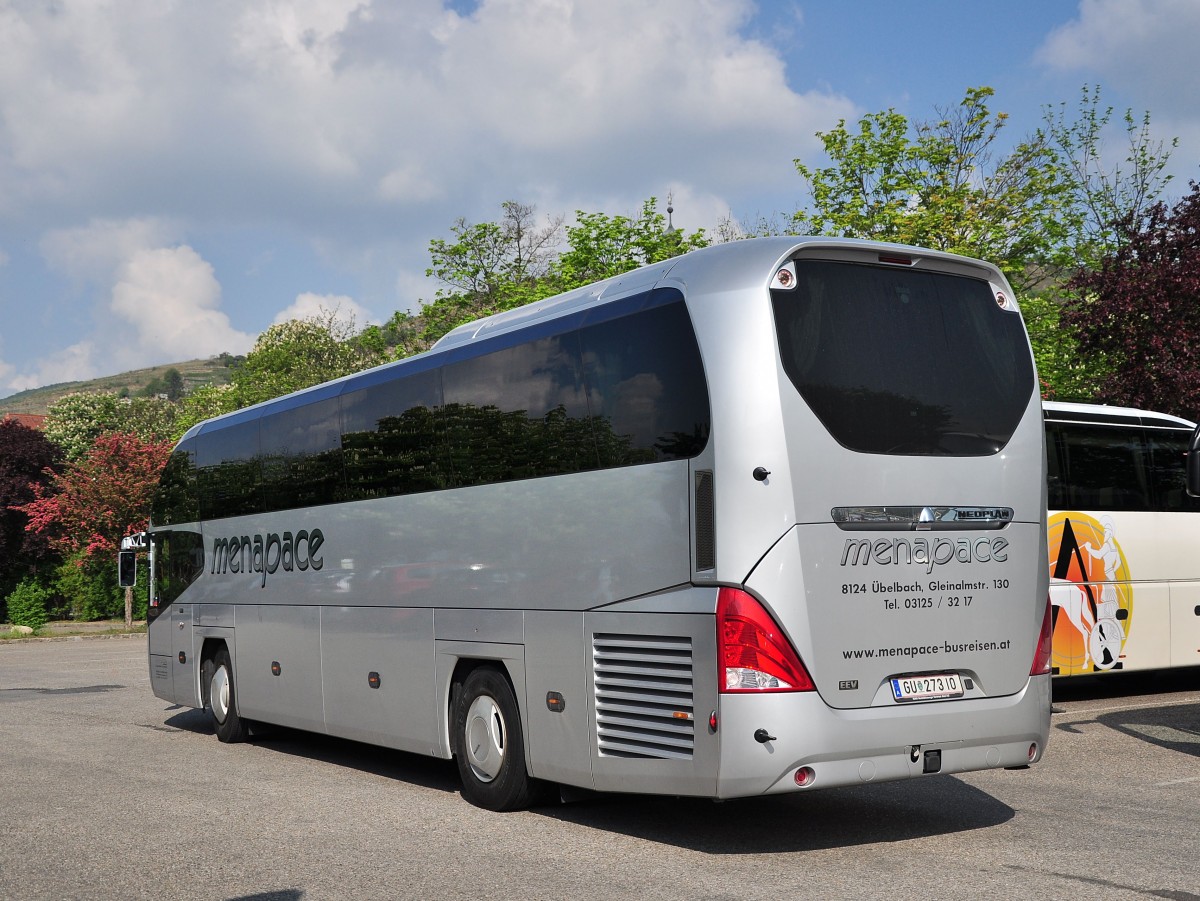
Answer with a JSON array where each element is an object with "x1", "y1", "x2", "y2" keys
[
  {"x1": 694, "y1": 470, "x2": 715, "y2": 570},
  {"x1": 593, "y1": 633, "x2": 694, "y2": 760}
]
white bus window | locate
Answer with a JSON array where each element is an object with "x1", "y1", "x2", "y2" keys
[{"x1": 1048, "y1": 423, "x2": 1151, "y2": 511}]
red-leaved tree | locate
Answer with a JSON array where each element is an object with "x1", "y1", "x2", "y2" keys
[
  {"x1": 1064, "y1": 181, "x2": 1200, "y2": 421},
  {"x1": 17, "y1": 432, "x2": 173, "y2": 565}
]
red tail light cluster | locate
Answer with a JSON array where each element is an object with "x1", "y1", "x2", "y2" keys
[{"x1": 717, "y1": 587, "x2": 814, "y2": 693}]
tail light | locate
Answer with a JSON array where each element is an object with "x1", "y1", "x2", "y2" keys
[
  {"x1": 1031, "y1": 595, "x2": 1053, "y2": 675},
  {"x1": 717, "y1": 587, "x2": 814, "y2": 693}
]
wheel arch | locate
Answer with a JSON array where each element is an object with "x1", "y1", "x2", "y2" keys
[
  {"x1": 198, "y1": 634, "x2": 232, "y2": 709},
  {"x1": 435, "y1": 641, "x2": 527, "y2": 763}
]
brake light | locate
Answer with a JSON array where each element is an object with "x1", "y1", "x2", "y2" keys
[
  {"x1": 717, "y1": 587, "x2": 814, "y2": 692},
  {"x1": 1031, "y1": 595, "x2": 1053, "y2": 675}
]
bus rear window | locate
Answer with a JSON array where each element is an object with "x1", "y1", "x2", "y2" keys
[{"x1": 772, "y1": 260, "x2": 1033, "y2": 456}]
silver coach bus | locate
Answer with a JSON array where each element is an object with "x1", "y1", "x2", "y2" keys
[{"x1": 123, "y1": 237, "x2": 1052, "y2": 810}]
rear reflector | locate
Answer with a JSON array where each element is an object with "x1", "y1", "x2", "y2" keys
[{"x1": 1031, "y1": 596, "x2": 1053, "y2": 675}]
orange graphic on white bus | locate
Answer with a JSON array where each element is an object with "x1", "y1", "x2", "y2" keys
[{"x1": 1047, "y1": 512, "x2": 1132, "y2": 674}]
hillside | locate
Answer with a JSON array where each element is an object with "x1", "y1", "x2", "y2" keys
[{"x1": 0, "y1": 357, "x2": 236, "y2": 416}]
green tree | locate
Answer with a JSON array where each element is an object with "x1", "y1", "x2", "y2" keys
[
  {"x1": 44, "y1": 393, "x2": 178, "y2": 460},
  {"x1": 416, "y1": 197, "x2": 705, "y2": 349},
  {"x1": 792, "y1": 86, "x2": 1077, "y2": 293},
  {"x1": 172, "y1": 384, "x2": 239, "y2": 440},
  {"x1": 228, "y1": 308, "x2": 390, "y2": 409},
  {"x1": 552, "y1": 197, "x2": 708, "y2": 288},
  {"x1": 1043, "y1": 84, "x2": 1178, "y2": 269},
  {"x1": 1025, "y1": 86, "x2": 1176, "y2": 401}
]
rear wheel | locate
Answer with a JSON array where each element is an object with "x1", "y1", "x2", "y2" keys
[
  {"x1": 453, "y1": 667, "x2": 544, "y2": 811},
  {"x1": 205, "y1": 646, "x2": 249, "y2": 743}
]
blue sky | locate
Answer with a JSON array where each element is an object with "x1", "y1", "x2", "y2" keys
[{"x1": 1, "y1": 0, "x2": 1196, "y2": 398}]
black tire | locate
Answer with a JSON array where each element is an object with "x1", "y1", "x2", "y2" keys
[
  {"x1": 205, "y1": 646, "x2": 249, "y2": 743},
  {"x1": 453, "y1": 667, "x2": 545, "y2": 811}
]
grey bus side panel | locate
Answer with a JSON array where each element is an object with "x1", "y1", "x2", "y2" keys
[
  {"x1": 322, "y1": 605, "x2": 438, "y2": 754},
  {"x1": 235, "y1": 604, "x2": 324, "y2": 733}
]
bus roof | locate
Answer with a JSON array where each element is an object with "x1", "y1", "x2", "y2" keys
[
  {"x1": 180, "y1": 236, "x2": 1007, "y2": 442},
  {"x1": 1043, "y1": 400, "x2": 1196, "y2": 430}
]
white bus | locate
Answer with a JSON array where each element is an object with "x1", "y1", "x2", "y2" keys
[
  {"x1": 123, "y1": 237, "x2": 1052, "y2": 810},
  {"x1": 1045, "y1": 401, "x2": 1200, "y2": 676}
]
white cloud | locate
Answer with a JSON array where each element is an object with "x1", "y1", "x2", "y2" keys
[
  {"x1": 40, "y1": 218, "x2": 180, "y2": 285},
  {"x1": 1, "y1": 0, "x2": 859, "y2": 392},
  {"x1": 0, "y1": 0, "x2": 849, "y2": 227},
  {"x1": 109, "y1": 245, "x2": 255, "y2": 365},
  {"x1": 3, "y1": 341, "x2": 101, "y2": 394},
  {"x1": 1037, "y1": 0, "x2": 1200, "y2": 115}
]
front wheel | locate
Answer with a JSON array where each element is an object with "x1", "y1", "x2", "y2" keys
[
  {"x1": 204, "y1": 647, "x2": 249, "y2": 743},
  {"x1": 453, "y1": 667, "x2": 545, "y2": 811}
]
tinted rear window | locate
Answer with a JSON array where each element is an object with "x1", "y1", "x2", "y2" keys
[{"x1": 772, "y1": 260, "x2": 1033, "y2": 455}]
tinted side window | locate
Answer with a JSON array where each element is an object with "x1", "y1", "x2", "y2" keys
[
  {"x1": 195, "y1": 418, "x2": 262, "y2": 520},
  {"x1": 260, "y1": 397, "x2": 345, "y2": 511},
  {"x1": 1147, "y1": 429, "x2": 1200, "y2": 512},
  {"x1": 152, "y1": 530, "x2": 204, "y2": 608},
  {"x1": 442, "y1": 332, "x2": 592, "y2": 486},
  {"x1": 183, "y1": 296, "x2": 711, "y2": 518},
  {"x1": 341, "y1": 368, "x2": 448, "y2": 499},
  {"x1": 579, "y1": 300, "x2": 710, "y2": 466},
  {"x1": 153, "y1": 442, "x2": 199, "y2": 525},
  {"x1": 1049, "y1": 423, "x2": 1151, "y2": 511}
]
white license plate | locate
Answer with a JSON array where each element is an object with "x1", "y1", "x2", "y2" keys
[{"x1": 891, "y1": 673, "x2": 964, "y2": 702}]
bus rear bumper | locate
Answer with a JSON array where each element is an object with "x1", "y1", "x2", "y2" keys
[{"x1": 713, "y1": 673, "x2": 1051, "y2": 799}]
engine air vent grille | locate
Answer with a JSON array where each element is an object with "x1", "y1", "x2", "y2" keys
[{"x1": 593, "y1": 633, "x2": 695, "y2": 760}]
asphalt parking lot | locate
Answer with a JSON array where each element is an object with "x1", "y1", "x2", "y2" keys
[{"x1": 1, "y1": 635, "x2": 1197, "y2": 900}]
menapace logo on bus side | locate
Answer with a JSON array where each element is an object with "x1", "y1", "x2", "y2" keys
[
  {"x1": 840, "y1": 536, "x2": 1009, "y2": 574},
  {"x1": 210, "y1": 529, "x2": 326, "y2": 588},
  {"x1": 1048, "y1": 513, "x2": 1131, "y2": 674}
]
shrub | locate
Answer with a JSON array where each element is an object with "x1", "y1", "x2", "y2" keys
[
  {"x1": 56, "y1": 556, "x2": 122, "y2": 621},
  {"x1": 6, "y1": 578, "x2": 52, "y2": 630}
]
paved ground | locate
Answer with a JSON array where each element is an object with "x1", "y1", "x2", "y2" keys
[{"x1": 2, "y1": 635, "x2": 1198, "y2": 900}]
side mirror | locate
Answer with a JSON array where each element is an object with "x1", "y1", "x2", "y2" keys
[
  {"x1": 118, "y1": 550, "x2": 137, "y2": 588},
  {"x1": 1189, "y1": 424, "x2": 1200, "y2": 498}
]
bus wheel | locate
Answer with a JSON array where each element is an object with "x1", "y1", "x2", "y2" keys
[
  {"x1": 454, "y1": 667, "x2": 543, "y2": 811},
  {"x1": 205, "y1": 647, "x2": 249, "y2": 744}
]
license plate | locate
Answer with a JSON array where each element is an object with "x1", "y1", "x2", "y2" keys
[{"x1": 891, "y1": 673, "x2": 964, "y2": 702}]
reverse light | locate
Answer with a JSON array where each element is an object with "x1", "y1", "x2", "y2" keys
[
  {"x1": 717, "y1": 587, "x2": 815, "y2": 693},
  {"x1": 1031, "y1": 595, "x2": 1053, "y2": 675}
]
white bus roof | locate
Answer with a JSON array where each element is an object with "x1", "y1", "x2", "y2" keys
[{"x1": 1043, "y1": 400, "x2": 1195, "y2": 429}]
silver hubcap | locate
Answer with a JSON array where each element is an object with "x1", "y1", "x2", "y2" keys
[
  {"x1": 210, "y1": 665, "x2": 230, "y2": 724},
  {"x1": 464, "y1": 695, "x2": 506, "y2": 783}
]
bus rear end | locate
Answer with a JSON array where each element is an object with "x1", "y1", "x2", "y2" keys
[{"x1": 693, "y1": 241, "x2": 1051, "y2": 797}]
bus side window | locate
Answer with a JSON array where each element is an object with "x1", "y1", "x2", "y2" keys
[
  {"x1": 1147, "y1": 429, "x2": 1200, "y2": 512},
  {"x1": 153, "y1": 531, "x2": 205, "y2": 609},
  {"x1": 1058, "y1": 424, "x2": 1152, "y2": 511},
  {"x1": 1045, "y1": 424, "x2": 1068, "y2": 509}
]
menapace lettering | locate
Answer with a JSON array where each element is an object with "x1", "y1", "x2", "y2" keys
[
  {"x1": 210, "y1": 529, "x2": 325, "y2": 588},
  {"x1": 840, "y1": 536, "x2": 1008, "y2": 574}
]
